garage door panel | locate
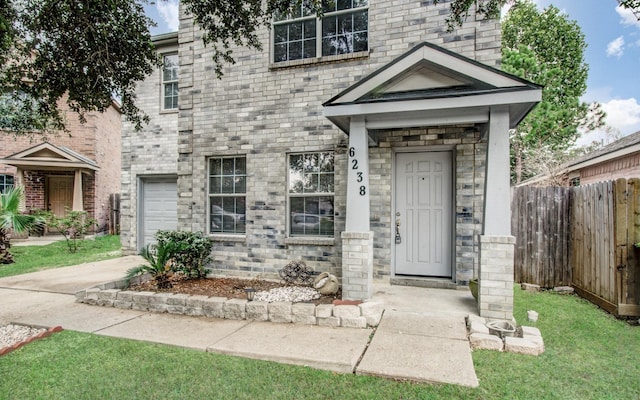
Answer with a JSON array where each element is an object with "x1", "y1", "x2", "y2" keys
[{"x1": 141, "y1": 178, "x2": 177, "y2": 250}]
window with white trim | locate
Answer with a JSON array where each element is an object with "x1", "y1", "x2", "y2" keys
[
  {"x1": 162, "y1": 54, "x2": 179, "y2": 110},
  {"x1": 0, "y1": 174, "x2": 14, "y2": 194},
  {"x1": 273, "y1": 0, "x2": 368, "y2": 63},
  {"x1": 288, "y1": 152, "x2": 334, "y2": 236},
  {"x1": 209, "y1": 156, "x2": 246, "y2": 234}
]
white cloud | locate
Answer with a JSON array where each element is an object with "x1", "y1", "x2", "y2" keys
[
  {"x1": 157, "y1": 0, "x2": 179, "y2": 32},
  {"x1": 616, "y1": 5, "x2": 640, "y2": 28},
  {"x1": 606, "y1": 36, "x2": 625, "y2": 58},
  {"x1": 602, "y1": 98, "x2": 640, "y2": 133},
  {"x1": 577, "y1": 97, "x2": 640, "y2": 146}
]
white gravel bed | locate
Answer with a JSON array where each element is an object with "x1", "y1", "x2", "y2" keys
[
  {"x1": 0, "y1": 324, "x2": 46, "y2": 349},
  {"x1": 254, "y1": 286, "x2": 321, "y2": 303}
]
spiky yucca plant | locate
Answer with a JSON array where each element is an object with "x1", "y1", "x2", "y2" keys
[
  {"x1": 0, "y1": 186, "x2": 44, "y2": 264},
  {"x1": 125, "y1": 242, "x2": 180, "y2": 289}
]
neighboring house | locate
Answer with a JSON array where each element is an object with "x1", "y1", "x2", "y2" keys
[
  {"x1": 564, "y1": 131, "x2": 640, "y2": 186},
  {"x1": 121, "y1": 1, "x2": 541, "y2": 319},
  {"x1": 0, "y1": 101, "x2": 122, "y2": 233}
]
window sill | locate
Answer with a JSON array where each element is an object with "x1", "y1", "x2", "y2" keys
[
  {"x1": 160, "y1": 109, "x2": 178, "y2": 115},
  {"x1": 209, "y1": 234, "x2": 246, "y2": 243},
  {"x1": 269, "y1": 51, "x2": 370, "y2": 70},
  {"x1": 285, "y1": 237, "x2": 335, "y2": 246}
]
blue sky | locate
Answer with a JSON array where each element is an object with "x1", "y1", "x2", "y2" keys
[{"x1": 145, "y1": 0, "x2": 640, "y2": 145}]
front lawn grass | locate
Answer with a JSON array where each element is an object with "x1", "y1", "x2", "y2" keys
[
  {"x1": 0, "y1": 286, "x2": 638, "y2": 399},
  {"x1": 0, "y1": 235, "x2": 121, "y2": 278}
]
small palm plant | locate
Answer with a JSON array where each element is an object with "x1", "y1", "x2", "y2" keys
[
  {"x1": 125, "y1": 242, "x2": 181, "y2": 289},
  {"x1": 0, "y1": 186, "x2": 44, "y2": 264}
]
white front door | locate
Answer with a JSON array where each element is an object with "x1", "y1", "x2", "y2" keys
[{"x1": 394, "y1": 152, "x2": 452, "y2": 277}]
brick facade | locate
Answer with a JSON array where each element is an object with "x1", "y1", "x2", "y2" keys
[
  {"x1": 0, "y1": 101, "x2": 121, "y2": 231},
  {"x1": 121, "y1": 1, "x2": 502, "y2": 286}
]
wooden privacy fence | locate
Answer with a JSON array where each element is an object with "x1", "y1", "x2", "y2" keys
[{"x1": 512, "y1": 179, "x2": 640, "y2": 317}]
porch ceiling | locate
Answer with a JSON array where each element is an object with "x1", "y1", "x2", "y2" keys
[{"x1": 323, "y1": 42, "x2": 542, "y2": 135}]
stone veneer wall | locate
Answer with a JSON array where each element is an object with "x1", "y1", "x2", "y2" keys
[
  {"x1": 478, "y1": 235, "x2": 516, "y2": 320},
  {"x1": 120, "y1": 2, "x2": 501, "y2": 280}
]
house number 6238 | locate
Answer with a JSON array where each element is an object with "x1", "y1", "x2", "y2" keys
[{"x1": 349, "y1": 147, "x2": 367, "y2": 196}]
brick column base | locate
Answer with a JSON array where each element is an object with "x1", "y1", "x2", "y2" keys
[
  {"x1": 341, "y1": 231, "x2": 374, "y2": 300},
  {"x1": 478, "y1": 235, "x2": 515, "y2": 320}
]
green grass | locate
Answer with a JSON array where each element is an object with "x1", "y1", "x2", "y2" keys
[
  {"x1": 0, "y1": 287, "x2": 638, "y2": 399},
  {"x1": 0, "y1": 235, "x2": 122, "y2": 278}
]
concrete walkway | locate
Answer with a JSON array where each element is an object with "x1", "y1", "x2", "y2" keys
[{"x1": 0, "y1": 257, "x2": 479, "y2": 387}]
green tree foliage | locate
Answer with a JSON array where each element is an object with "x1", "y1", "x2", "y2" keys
[
  {"x1": 0, "y1": 0, "x2": 158, "y2": 136},
  {"x1": 433, "y1": 0, "x2": 640, "y2": 30},
  {"x1": 0, "y1": 0, "x2": 325, "y2": 136},
  {"x1": 502, "y1": 1, "x2": 605, "y2": 183}
]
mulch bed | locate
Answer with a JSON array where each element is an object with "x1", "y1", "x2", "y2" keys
[{"x1": 128, "y1": 276, "x2": 341, "y2": 305}]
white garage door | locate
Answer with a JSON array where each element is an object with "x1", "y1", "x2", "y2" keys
[{"x1": 140, "y1": 178, "x2": 177, "y2": 250}]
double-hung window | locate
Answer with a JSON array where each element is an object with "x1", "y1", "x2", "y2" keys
[
  {"x1": 273, "y1": 0, "x2": 368, "y2": 63},
  {"x1": 0, "y1": 174, "x2": 13, "y2": 194},
  {"x1": 162, "y1": 54, "x2": 179, "y2": 110},
  {"x1": 209, "y1": 156, "x2": 246, "y2": 234},
  {"x1": 288, "y1": 152, "x2": 334, "y2": 236}
]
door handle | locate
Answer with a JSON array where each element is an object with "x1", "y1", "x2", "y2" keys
[{"x1": 395, "y1": 218, "x2": 401, "y2": 244}]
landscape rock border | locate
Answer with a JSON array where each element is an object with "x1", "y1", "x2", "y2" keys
[
  {"x1": 0, "y1": 324, "x2": 64, "y2": 357},
  {"x1": 466, "y1": 315, "x2": 545, "y2": 355},
  {"x1": 75, "y1": 279, "x2": 384, "y2": 329}
]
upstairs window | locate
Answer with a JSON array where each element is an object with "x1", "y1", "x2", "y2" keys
[
  {"x1": 0, "y1": 174, "x2": 13, "y2": 194},
  {"x1": 273, "y1": 0, "x2": 368, "y2": 63},
  {"x1": 288, "y1": 152, "x2": 334, "y2": 237},
  {"x1": 162, "y1": 54, "x2": 179, "y2": 110}
]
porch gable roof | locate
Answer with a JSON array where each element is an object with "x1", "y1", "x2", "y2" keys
[
  {"x1": 323, "y1": 42, "x2": 542, "y2": 134},
  {"x1": 0, "y1": 142, "x2": 99, "y2": 171}
]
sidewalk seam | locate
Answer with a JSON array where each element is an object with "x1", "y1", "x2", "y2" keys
[{"x1": 352, "y1": 309, "x2": 383, "y2": 374}]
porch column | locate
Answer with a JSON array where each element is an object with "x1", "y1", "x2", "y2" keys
[
  {"x1": 15, "y1": 167, "x2": 25, "y2": 212},
  {"x1": 72, "y1": 170, "x2": 83, "y2": 211},
  {"x1": 479, "y1": 106, "x2": 515, "y2": 320},
  {"x1": 342, "y1": 116, "x2": 374, "y2": 300}
]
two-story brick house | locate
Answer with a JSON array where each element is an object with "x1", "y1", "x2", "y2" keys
[
  {"x1": 1, "y1": 101, "x2": 122, "y2": 233},
  {"x1": 122, "y1": 1, "x2": 541, "y2": 319}
]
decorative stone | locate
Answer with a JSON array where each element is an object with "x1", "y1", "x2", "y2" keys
[
  {"x1": 84, "y1": 288, "x2": 100, "y2": 305},
  {"x1": 365, "y1": 312, "x2": 382, "y2": 327},
  {"x1": 341, "y1": 316, "x2": 367, "y2": 328},
  {"x1": 333, "y1": 305, "x2": 360, "y2": 318},
  {"x1": 553, "y1": 286, "x2": 574, "y2": 294},
  {"x1": 469, "y1": 333, "x2": 504, "y2": 351},
  {"x1": 466, "y1": 314, "x2": 486, "y2": 327},
  {"x1": 185, "y1": 295, "x2": 210, "y2": 308},
  {"x1": 359, "y1": 301, "x2": 383, "y2": 317},
  {"x1": 292, "y1": 303, "x2": 316, "y2": 317},
  {"x1": 317, "y1": 316, "x2": 341, "y2": 327},
  {"x1": 292, "y1": 315, "x2": 317, "y2": 325},
  {"x1": 96, "y1": 299, "x2": 114, "y2": 307},
  {"x1": 114, "y1": 300, "x2": 132, "y2": 309},
  {"x1": 223, "y1": 299, "x2": 247, "y2": 320},
  {"x1": 132, "y1": 291, "x2": 155, "y2": 304},
  {"x1": 246, "y1": 301, "x2": 269, "y2": 321},
  {"x1": 202, "y1": 297, "x2": 226, "y2": 319},
  {"x1": 315, "y1": 304, "x2": 333, "y2": 318},
  {"x1": 116, "y1": 291, "x2": 135, "y2": 302},
  {"x1": 74, "y1": 289, "x2": 86, "y2": 302},
  {"x1": 504, "y1": 336, "x2": 544, "y2": 355},
  {"x1": 166, "y1": 294, "x2": 190, "y2": 306},
  {"x1": 148, "y1": 303, "x2": 168, "y2": 313},
  {"x1": 167, "y1": 305, "x2": 185, "y2": 314},
  {"x1": 149, "y1": 293, "x2": 173, "y2": 304},
  {"x1": 521, "y1": 283, "x2": 541, "y2": 292},
  {"x1": 527, "y1": 310, "x2": 539, "y2": 322},
  {"x1": 268, "y1": 302, "x2": 293, "y2": 323},
  {"x1": 97, "y1": 289, "x2": 119, "y2": 300},
  {"x1": 469, "y1": 321, "x2": 490, "y2": 335},
  {"x1": 183, "y1": 307, "x2": 203, "y2": 317}
]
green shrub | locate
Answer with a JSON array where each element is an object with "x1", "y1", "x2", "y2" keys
[
  {"x1": 154, "y1": 230, "x2": 212, "y2": 279},
  {"x1": 42, "y1": 208, "x2": 97, "y2": 253}
]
